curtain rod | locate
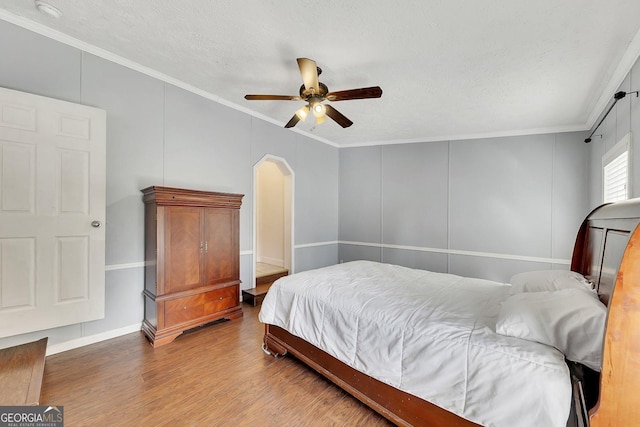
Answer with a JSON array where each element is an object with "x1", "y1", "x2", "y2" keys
[{"x1": 585, "y1": 90, "x2": 639, "y2": 143}]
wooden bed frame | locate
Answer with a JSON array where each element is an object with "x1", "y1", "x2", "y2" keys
[{"x1": 263, "y1": 198, "x2": 640, "y2": 426}]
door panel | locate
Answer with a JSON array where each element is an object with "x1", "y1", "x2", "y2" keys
[
  {"x1": 0, "y1": 238, "x2": 35, "y2": 309},
  {"x1": 59, "y1": 149, "x2": 89, "y2": 214},
  {"x1": 164, "y1": 206, "x2": 202, "y2": 293},
  {"x1": 203, "y1": 208, "x2": 237, "y2": 285},
  {"x1": 1, "y1": 143, "x2": 35, "y2": 212},
  {"x1": 0, "y1": 87, "x2": 106, "y2": 338},
  {"x1": 55, "y1": 236, "x2": 89, "y2": 301}
]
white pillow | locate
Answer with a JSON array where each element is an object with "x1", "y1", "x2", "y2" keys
[
  {"x1": 496, "y1": 287, "x2": 606, "y2": 371},
  {"x1": 509, "y1": 269, "x2": 594, "y2": 294}
]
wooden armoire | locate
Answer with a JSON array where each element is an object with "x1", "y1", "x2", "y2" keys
[{"x1": 141, "y1": 186, "x2": 244, "y2": 347}]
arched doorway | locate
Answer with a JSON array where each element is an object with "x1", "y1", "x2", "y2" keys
[{"x1": 243, "y1": 155, "x2": 294, "y2": 305}]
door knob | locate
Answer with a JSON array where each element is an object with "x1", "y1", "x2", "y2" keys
[{"x1": 91, "y1": 220, "x2": 102, "y2": 228}]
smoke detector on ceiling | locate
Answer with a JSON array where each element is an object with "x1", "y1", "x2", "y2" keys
[{"x1": 34, "y1": 0, "x2": 62, "y2": 18}]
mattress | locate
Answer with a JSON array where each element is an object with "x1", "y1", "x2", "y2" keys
[{"x1": 258, "y1": 261, "x2": 571, "y2": 427}]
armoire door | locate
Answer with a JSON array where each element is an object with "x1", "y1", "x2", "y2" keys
[
  {"x1": 203, "y1": 208, "x2": 237, "y2": 286},
  {"x1": 164, "y1": 206, "x2": 203, "y2": 293}
]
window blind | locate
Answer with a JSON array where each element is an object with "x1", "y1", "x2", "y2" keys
[
  {"x1": 602, "y1": 133, "x2": 631, "y2": 203},
  {"x1": 604, "y1": 150, "x2": 628, "y2": 203}
]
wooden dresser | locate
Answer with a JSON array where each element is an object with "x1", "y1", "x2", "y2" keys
[{"x1": 141, "y1": 186, "x2": 244, "y2": 347}]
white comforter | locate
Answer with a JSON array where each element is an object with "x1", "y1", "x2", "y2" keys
[{"x1": 259, "y1": 261, "x2": 571, "y2": 427}]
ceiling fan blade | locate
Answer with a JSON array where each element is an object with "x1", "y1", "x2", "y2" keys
[
  {"x1": 245, "y1": 94, "x2": 302, "y2": 101},
  {"x1": 284, "y1": 114, "x2": 301, "y2": 128},
  {"x1": 297, "y1": 58, "x2": 319, "y2": 93},
  {"x1": 324, "y1": 105, "x2": 353, "y2": 128},
  {"x1": 326, "y1": 86, "x2": 383, "y2": 101}
]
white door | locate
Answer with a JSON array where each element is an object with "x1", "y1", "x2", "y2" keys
[{"x1": 0, "y1": 87, "x2": 106, "y2": 338}]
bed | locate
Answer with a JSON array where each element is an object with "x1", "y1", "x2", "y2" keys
[{"x1": 259, "y1": 198, "x2": 640, "y2": 426}]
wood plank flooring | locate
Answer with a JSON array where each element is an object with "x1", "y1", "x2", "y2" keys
[{"x1": 40, "y1": 304, "x2": 391, "y2": 426}]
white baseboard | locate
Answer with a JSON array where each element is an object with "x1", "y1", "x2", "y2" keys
[{"x1": 46, "y1": 323, "x2": 142, "y2": 356}]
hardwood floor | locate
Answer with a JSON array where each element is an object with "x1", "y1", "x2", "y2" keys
[{"x1": 40, "y1": 304, "x2": 391, "y2": 426}]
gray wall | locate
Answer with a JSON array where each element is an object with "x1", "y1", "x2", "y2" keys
[
  {"x1": 0, "y1": 19, "x2": 338, "y2": 350},
  {"x1": 588, "y1": 55, "x2": 640, "y2": 207},
  {"x1": 339, "y1": 132, "x2": 590, "y2": 282}
]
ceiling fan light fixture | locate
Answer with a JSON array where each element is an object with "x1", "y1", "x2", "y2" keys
[
  {"x1": 315, "y1": 115, "x2": 327, "y2": 125},
  {"x1": 312, "y1": 102, "x2": 326, "y2": 118},
  {"x1": 244, "y1": 57, "x2": 382, "y2": 129},
  {"x1": 295, "y1": 105, "x2": 310, "y2": 121}
]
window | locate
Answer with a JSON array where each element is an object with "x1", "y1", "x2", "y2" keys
[{"x1": 602, "y1": 133, "x2": 631, "y2": 203}]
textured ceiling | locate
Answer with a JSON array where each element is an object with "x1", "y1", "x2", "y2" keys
[{"x1": 1, "y1": 1, "x2": 640, "y2": 147}]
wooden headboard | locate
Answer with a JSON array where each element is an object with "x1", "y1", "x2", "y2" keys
[{"x1": 569, "y1": 198, "x2": 640, "y2": 425}]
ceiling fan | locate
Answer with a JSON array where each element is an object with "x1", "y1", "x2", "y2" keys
[{"x1": 244, "y1": 58, "x2": 383, "y2": 128}]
